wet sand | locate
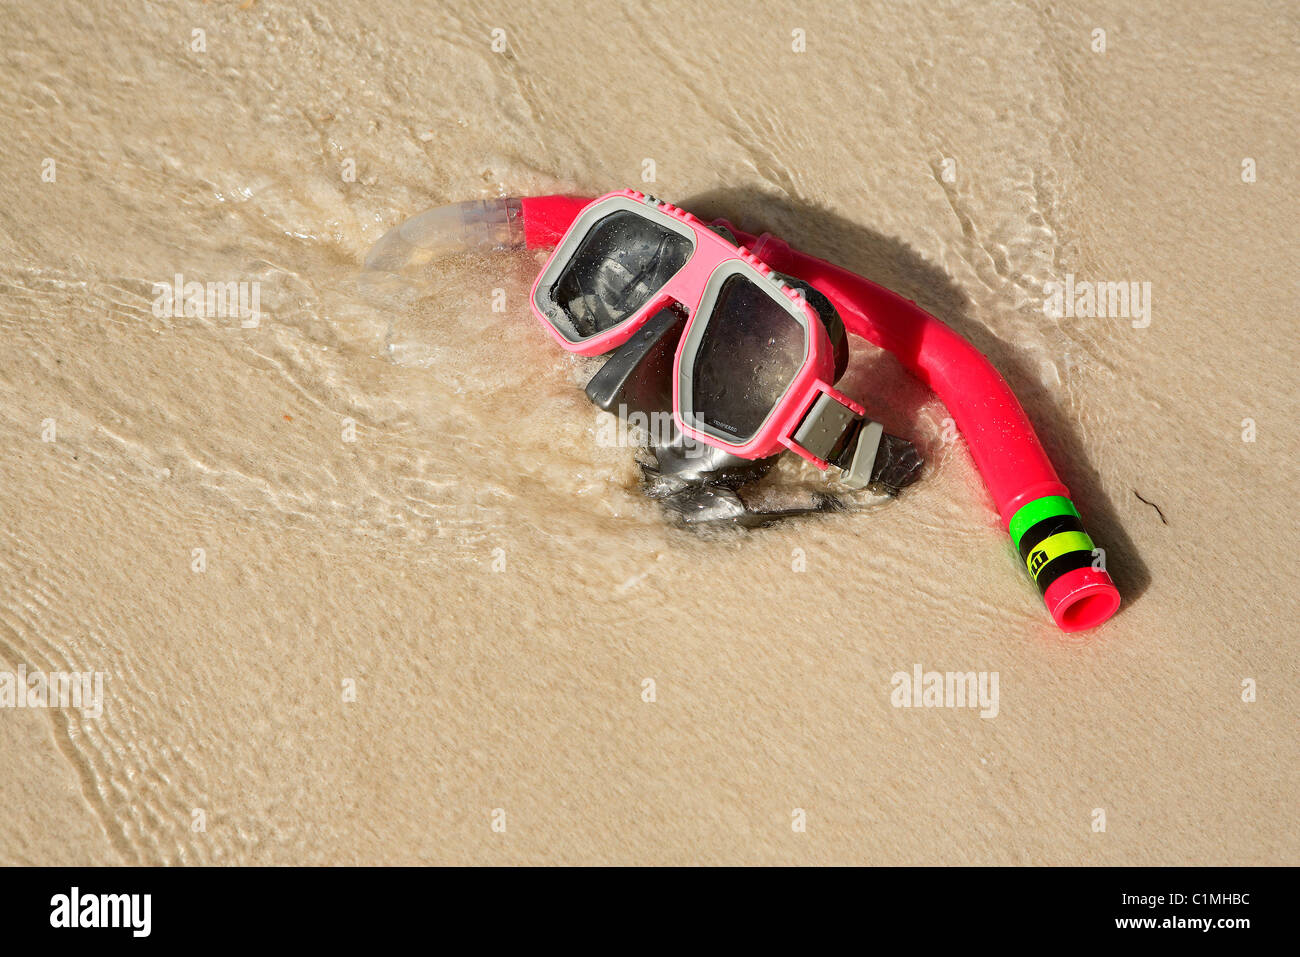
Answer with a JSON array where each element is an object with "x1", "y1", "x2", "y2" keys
[{"x1": 0, "y1": 0, "x2": 1295, "y2": 864}]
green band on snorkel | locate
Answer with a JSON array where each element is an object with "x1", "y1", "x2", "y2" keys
[{"x1": 1009, "y1": 495, "x2": 1079, "y2": 549}]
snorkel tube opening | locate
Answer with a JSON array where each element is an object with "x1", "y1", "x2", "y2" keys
[{"x1": 1045, "y1": 567, "x2": 1121, "y2": 632}]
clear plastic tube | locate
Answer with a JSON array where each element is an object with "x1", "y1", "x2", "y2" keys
[{"x1": 363, "y1": 198, "x2": 525, "y2": 272}]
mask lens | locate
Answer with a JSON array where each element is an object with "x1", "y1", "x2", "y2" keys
[
  {"x1": 690, "y1": 275, "x2": 808, "y2": 441},
  {"x1": 549, "y1": 210, "x2": 693, "y2": 341}
]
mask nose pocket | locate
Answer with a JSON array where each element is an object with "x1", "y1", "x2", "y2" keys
[{"x1": 583, "y1": 305, "x2": 687, "y2": 417}]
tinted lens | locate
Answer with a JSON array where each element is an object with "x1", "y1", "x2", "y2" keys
[
  {"x1": 690, "y1": 275, "x2": 807, "y2": 441},
  {"x1": 549, "y1": 210, "x2": 692, "y2": 340}
]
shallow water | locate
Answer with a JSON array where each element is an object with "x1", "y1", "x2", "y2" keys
[{"x1": 1, "y1": 0, "x2": 1295, "y2": 864}]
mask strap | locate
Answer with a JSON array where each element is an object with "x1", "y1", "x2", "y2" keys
[{"x1": 790, "y1": 393, "x2": 922, "y2": 493}]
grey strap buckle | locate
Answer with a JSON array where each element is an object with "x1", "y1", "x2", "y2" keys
[
  {"x1": 842, "y1": 421, "x2": 885, "y2": 489},
  {"x1": 790, "y1": 392, "x2": 884, "y2": 489}
]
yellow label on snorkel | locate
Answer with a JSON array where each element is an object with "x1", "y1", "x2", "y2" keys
[{"x1": 1025, "y1": 531, "x2": 1094, "y2": 580}]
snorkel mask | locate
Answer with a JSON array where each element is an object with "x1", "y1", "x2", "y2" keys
[{"x1": 366, "y1": 189, "x2": 1122, "y2": 633}]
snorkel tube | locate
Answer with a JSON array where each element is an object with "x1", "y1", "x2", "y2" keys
[
  {"x1": 366, "y1": 194, "x2": 1120, "y2": 632},
  {"x1": 729, "y1": 230, "x2": 1120, "y2": 632}
]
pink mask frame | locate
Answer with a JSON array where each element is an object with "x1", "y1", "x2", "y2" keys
[{"x1": 529, "y1": 189, "x2": 864, "y2": 468}]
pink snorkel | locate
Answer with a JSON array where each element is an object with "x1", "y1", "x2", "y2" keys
[
  {"x1": 735, "y1": 229, "x2": 1121, "y2": 631},
  {"x1": 369, "y1": 194, "x2": 1121, "y2": 632}
]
